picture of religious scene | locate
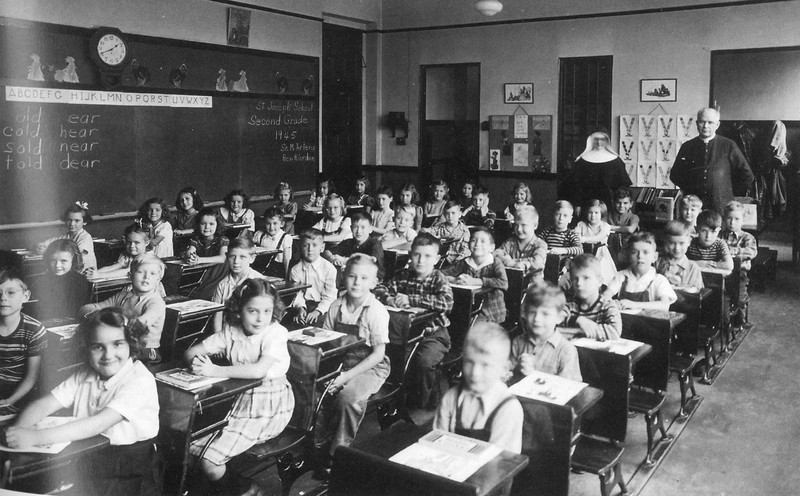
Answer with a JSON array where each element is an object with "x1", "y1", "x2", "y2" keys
[
  {"x1": 504, "y1": 83, "x2": 533, "y2": 104},
  {"x1": 227, "y1": 7, "x2": 251, "y2": 47},
  {"x1": 640, "y1": 78, "x2": 677, "y2": 102}
]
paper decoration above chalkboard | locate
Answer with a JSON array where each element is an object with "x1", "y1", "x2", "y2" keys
[
  {"x1": 487, "y1": 114, "x2": 552, "y2": 173},
  {"x1": 619, "y1": 113, "x2": 697, "y2": 188}
]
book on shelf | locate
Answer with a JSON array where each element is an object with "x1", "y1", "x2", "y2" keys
[
  {"x1": 156, "y1": 368, "x2": 227, "y2": 391},
  {"x1": 388, "y1": 429, "x2": 502, "y2": 482}
]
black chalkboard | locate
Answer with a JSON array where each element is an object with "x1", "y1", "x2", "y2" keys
[
  {"x1": 0, "y1": 90, "x2": 318, "y2": 224},
  {"x1": 0, "y1": 19, "x2": 318, "y2": 225}
]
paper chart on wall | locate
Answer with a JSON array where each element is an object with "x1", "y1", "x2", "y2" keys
[
  {"x1": 624, "y1": 161, "x2": 637, "y2": 184},
  {"x1": 637, "y1": 163, "x2": 656, "y2": 187},
  {"x1": 657, "y1": 139, "x2": 676, "y2": 163},
  {"x1": 638, "y1": 139, "x2": 656, "y2": 163},
  {"x1": 513, "y1": 143, "x2": 529, "y2": 167},
  {"x1": 656, "y1": 163, "x2": 675, "y2": 189},
  {"x1": 639, "y1": 115, "x2": 657, "y2": 139},
  {"x1": 619, "y1": 138, "x2": 637, "y2": 163},
  {"x1": 620, "y1": 115, "x2": 638, "y2": 139},
  {"x1": 657, "y1": 115, "x2": 676, "y2": 139},
  {"x1": 514, "y1": 115, "x2": 528, "y2": 139},
  {"x1": 677, "y1": 114, "x2": 698, "y2": 140}
]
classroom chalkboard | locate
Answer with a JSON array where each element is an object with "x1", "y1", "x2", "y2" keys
[{"x1": 0, "y1": 19, "x2": 319, "y2": 225}]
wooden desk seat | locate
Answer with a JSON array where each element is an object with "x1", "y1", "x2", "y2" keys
[
  {"x1": 699, "y1": 271, "x2": 729, "y2": 380},
  {"x1": 670, "y1": 288, "x2": 709, "y2": 415},
  {"x1": 366, "y1": 336, "x2": 423, "y2": 430},
  {"x1": 750, "y1": 246, "x2": 776, "y2": 292},
  {"x1": 237, "y1": 340, "x2": 343, "y2": 496},
  {"x1": 571, "y1": 435, "x2": 628, "y2": 496},
  {"x1": 669, "y1": 353, "x2": 700, "y2": 418}
]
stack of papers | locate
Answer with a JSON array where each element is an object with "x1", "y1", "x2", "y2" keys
[
  {"x1": 166, "y1": 299, "x2": 223, "y2": 313},
  {"x1": 389, "y1": 429, "x2": 501, "y2": 482},
  {"x1": 287, "y1": 327, "x2": 345, "y2": 346},
  {"x1": 509, "y1": 371, "x2": 587, "y2": 405},
  {"x1": 571, "y1": 337, "x2": 644, "y2": 355},
  {"x1": 156, "y1": 368, "x2": 227, "y2": 391}
]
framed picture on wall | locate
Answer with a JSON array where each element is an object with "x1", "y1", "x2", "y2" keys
[
  {"x1": 227, "y1": 8, "x2": 251, "y2": 47},
  {"x1": 504, "y1": 83, "x2": 533, "y2": 104},
  {"x1": 640, "y1": 78, "x2": 677, "y2": 102}
]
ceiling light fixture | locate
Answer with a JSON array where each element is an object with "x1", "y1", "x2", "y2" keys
[{"x1": 475, "y1": 0, "x2": 503, "y2": 16}]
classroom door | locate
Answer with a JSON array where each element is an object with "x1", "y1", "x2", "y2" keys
[
  {"x1": 419, "y1": 64, "x2": 480, "y2": 188},
  {"x1": 322, "y1": 24, "x2": 363, "y2": 194}
]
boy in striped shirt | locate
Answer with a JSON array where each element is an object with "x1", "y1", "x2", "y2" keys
[
  {"x1": 562, "y1": 254, "x2": 622, "y2": 341},
  {"x1": 538, "y1": 201, "x2": 583, "y2": 256},
  {"x1": 686, "y1": 210, "x2": 733, "y2": 272}
]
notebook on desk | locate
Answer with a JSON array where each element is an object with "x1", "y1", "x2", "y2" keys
[
  {"x1": 509, "y1": 371, "x2": 587, "y2": 406},
  {"x1": 47, "y1": 324, "x2": 79, "y2": 340},
  {"x1": 0, "y1": 416, "x2": 74, "y2": 453},
  {"x1": 385, "y1": 306, "x2": 427, "y2": 314},
  {"x1": 388, "y1": 429, "x2": 501, "y2": 482},
  {"x1": 166, "y1": 299, "x2": 223, "y2": 314},
  {"x1": 287, "y1": 327, "x2": 346, "y2": 346},
  {"x1": 571, "y1": 337, "x2": 644, "y2": 355},
  {"x1": 156, "y1": 368, "x2": 227, "y2": 391}
]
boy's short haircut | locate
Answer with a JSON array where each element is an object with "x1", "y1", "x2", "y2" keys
[
  {"x1": 443, "y1": 200, "x2": 462, "y2": 211},
  {"x1": 681, "y1": 194, "x2": 703, "y2": 208},
  {"x1": 262, "y1": 206, "x2": 283, "y2": 221},
  {"x1": 130, "y1": 253, "x2": 165, "y2": 277},
  {"x1": 554, "y1": 200, "x2": 574, "y2": 211},
  {"x1": 663, "y1": 220, "x2": 689, "y2": 237},
  {"x1": 228, "y1": 237, "x2": 255, "y2": 253},
  {"x1": 473, "y1": 185, "x2": 489, "y2": 197},
  {"x1": 724, "y1": 201, "x2": 745, "y2": 215},
  {"x1": 523, "y1": 281, "x2": 566, "y2": 313},
  {"x1": 626, "y1": 231, "x2": 657, "y2": 249},
  {"x1": 465, "y1": 321, "x2": 511, "y2": 360},
  {"x1": 470, "y1": 226, "x2": 495, "y2": 244},
  {"x1": 411, "y1": 232, "x2": 442, "y2": 251},
  {"x1": 299, "y1": 228, "x2": 324, "y2": 243},
  {"x1": 569, "y1": 253, "x2": 601, "y2": 277},
  {"x1": 613, "y1": 187, "x2": 633, "y2": 201},
  {"x1": 351, "y1": 211, "x2": 372, "y2": 224},
  {"x1": 344, "y1": 253, "x2": 378, "y2": 276},
  {"x1": 43, "y1": 238, "x2": 84, "y2": 271},
  {"x1": 514, "y1": 205, "x2": 539, "y2": 222},
  {"x1": 0, "y1": 269, "x2": 27, "y2": 291},
  {"x1": 395, "y1": 205, "x2": 416, "y2": 219},
  {"x1": 376, "y1": 185, "x2": 394, "y2": 198},
  {"x1": 696, "y1": 209, "x2": 722, "y2": 230}
]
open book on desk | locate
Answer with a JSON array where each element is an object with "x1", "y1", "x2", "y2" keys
[
  {"x1": 385, "y1": 306, "x2": 428, "y2": 314},
  {"x1": 389, "y1": 429, "x2": 501, "y2": 482},
  {"x1": 166, "y1": 299, "x2": 224, "y2": 314},
  {"x1": 571, "y1": 337, "x2": 644, "y2": 355},
  {"x1": 509, "y1": 371, "x2": 587, "y2": 406},
  {"x1": 287, "y1": 327, "x2": 345, "y2": 346},
  {"x1": 156, "y1": 368, "x2": 227, "y2": 391}
]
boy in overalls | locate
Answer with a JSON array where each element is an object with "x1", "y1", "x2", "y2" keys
[
  {"x1": 434, "y1": 322, "x2": 523, "y2": 454},
  {"x1": 605, "y1": 232, "x2": 677, "y2": 312},
  {"x1": 315, "y1": 254, "x2": 390, "y2": 473}
]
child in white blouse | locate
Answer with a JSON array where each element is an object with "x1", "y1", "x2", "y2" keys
[
  {"x1": 137, "y1": 197, "x2": 174, "y2": 258},
  {"x1": 252, "y1": 207, "x2": 292, "y2": 278},
  {"x1": 219, "y1": 189, "x2": 256, "y2": 235},
  {"x1": 314, "y1": 194, "x2": 352, "y2": 243},
  {"x1": 36, "y1": 201, "x2": 97, "y2": 272}
]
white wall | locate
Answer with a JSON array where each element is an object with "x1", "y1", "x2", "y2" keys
[{"x1": 377, "y1": 2, "x2": 800, "y2": 168}]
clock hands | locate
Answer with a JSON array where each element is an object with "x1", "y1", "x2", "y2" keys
[{"x1": 100, "y1": 43, "x2": 122, "y2": 55}]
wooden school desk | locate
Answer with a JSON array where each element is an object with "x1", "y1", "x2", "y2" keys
[
  {"x1": 0, "y1": 430, "x2": 109, "y2": 493},
  {"x1": 157, "y1": 375, "x2": 264, "y2": 496},
  {"x1": 504, "y1": 267, "x2": 525, "y2": 329},
  {"x1": 336, "y1": 421, "x2": 529, "y2": 496},
  {"x1": 85, "y1": 273, "x2": 130, "y2": 302},
  {"x1": 671, "y1": 287, "x2": 714, "y2": 356},
  {"x1": 162, "y1": 259, "x2": 219, "y2": 296},
  {"x1": 449, "y1": 283, "x2": 493, "y2": 346},
  {"x1": 92, "y1": 239, "x2": 124, "y2": 269},
  {"x1": 383, "y1": 241, "x2": 413, "y2": 281},
  {"x1": 250, "y1": 246, "x2": 281, "y2": 275},
  {"x1": 222, "y1": 222, "x2": 251, "y2": 240},
  {"x1": 508, "y1": 371, "x2": 604, "y2": 496},
  {"x1": 0, "y1": 249, "x2": 45, "y2": 277},
  {"x1": 41, "y1": 321, "x2": 81, "y2": 392},
  {"x1": 621, "y1": 309, "x2": 685, "y2": 392},
  {"x1": 162, "y1": 297, "x2": 226, "y2": 365}
]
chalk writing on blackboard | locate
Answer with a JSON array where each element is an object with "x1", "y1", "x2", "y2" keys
[{"x1": 247, "y1": 99, "x2": 316, "y2": 164}]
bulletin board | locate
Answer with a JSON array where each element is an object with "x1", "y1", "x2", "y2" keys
[
  {"x1": 487, "y1": 114, "x2": 552, "y2": 173},
  {"x1": 618, "y1": 114, "x2": 695, "y2": 188}
]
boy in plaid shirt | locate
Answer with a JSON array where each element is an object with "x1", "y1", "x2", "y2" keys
[
  {"x1": 443, "y1": 227, "x2": 508, "y2": 324},
  {"x1": 495, "y1": 205, "x2": 548, "y2": 284},
  {"x1": 721, "y1": 201, "x2": 757, "y2": 326},
  {"x1": 376, "y1": 233, "x2": 454, "y2": 409},
  {"x1": 424, "y1": 200, "x2": 471, "y2": 266}
]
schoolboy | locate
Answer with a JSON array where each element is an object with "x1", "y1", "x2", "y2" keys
[
  {"x1": 79, "y1": 253, "x2": 166, "y2": 364},
  {"x1": 537, "y1": 201, "x2": 583, "y2": 256},
  {"x1": 380, "y1": 205, "x2": 417, "y2": 250},
  {"x1": 324, "y1": 212, "x2": 385, "y2": 281},
  {"x1": 608, "y1": 187, "x2": 640, "y2": 234},
  {"x1": 0, "y1": 270, "x2": 46, "y2": 407},
  {"x1": 316, "y1": 254, "x2": 390, "y2": 467},
  {"x1": 376, "y1": 233, "x2": 454, "y2": 409},
  {"x1": 721, "y1": 201, "x2": 757, "y2": 326},
  {"x1": 423, "y1": 200, "x2": 470, "y2": 266},
  {"x1": 288, "y1": 228, "x2": 338, "y2": 327},
  {"x1": 510, "y1": 282, "x2": 582, "y2": 381},
  {"x1": 462, "y1": 186, "x2": 496, "y2": 229},
  {"x1": 442, "y1": 227, "x2": 508, "y2": 324},
  {"x1": 562, "y1": 254, "x2": 622, "y2": 341},
  {"x1": 679, "y1": 195, "x2": 703, "y2": 236},
  {"x1": 655, "y1": 220, "x2": 705, "y2": 290},
  {"x1": 686, "y1": 210, "x2": 733, "y2": 272},
  {"x1": 434, "y1": 322, "x2": 523, "y2": 453},
  {"x1": 605, "y1": 232, "x2": 677, "y2": 311},
  {"x1": 494, "y1": 205, "x2": 548, "y2": 284}
]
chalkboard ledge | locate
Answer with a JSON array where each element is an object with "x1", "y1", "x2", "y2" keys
[{"x1": 478, "y1": 170, "x2": 557, "y2": 180}]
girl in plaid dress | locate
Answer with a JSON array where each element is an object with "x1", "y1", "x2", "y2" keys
[{"x1": 185, "y1": 279, "x2": 294, "y2": 496}]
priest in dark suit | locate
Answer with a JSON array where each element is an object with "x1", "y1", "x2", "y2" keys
[{"x1": 671, "y1": 108, "x2": 754, "y2": 213}]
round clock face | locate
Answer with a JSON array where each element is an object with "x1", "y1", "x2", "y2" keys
[{"x1": 96, "y1": 34, "x2": 127, "y2": 67}]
